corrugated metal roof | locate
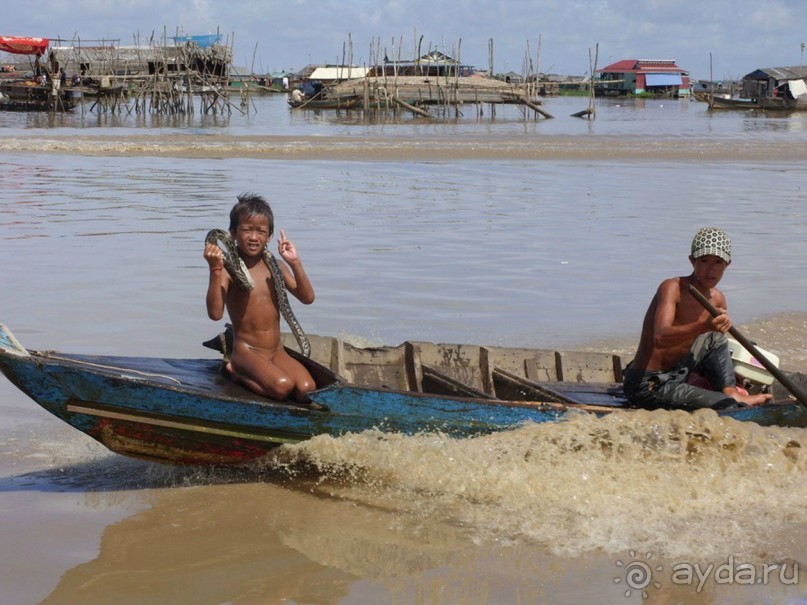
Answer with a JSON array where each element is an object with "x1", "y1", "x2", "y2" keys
[
  {"x1": 308, "y1": 66, "x2": 369, "y2": 81},
  {"x1": 743, "y1": 66, "x2": 807, "y2": 81},
  {"x1": 599, "y1": 59, "x2": 685, "y2": 73},
  {"x1": 600, "y1": 59, "x2": 639, "y2": 71}
]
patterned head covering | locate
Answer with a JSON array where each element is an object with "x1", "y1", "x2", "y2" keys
[{"x1": 691, "y1": 227, "x2": 731, "y2": 262}]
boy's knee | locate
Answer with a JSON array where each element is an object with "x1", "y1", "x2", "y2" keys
[
  {"x1": 298, "y1": 377, "x2": 316, "y2": 394},
  {"x1": 265, "y1": 376, "x2": 295, "y2": 400}
]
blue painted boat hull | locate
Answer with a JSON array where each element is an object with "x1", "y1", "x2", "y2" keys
[
  {"x1": 0, "y1": 326, "x2": 568, "y2": 465},
  {"x1": 1, "y1": 323, "x2": 805, "y2": 466}
]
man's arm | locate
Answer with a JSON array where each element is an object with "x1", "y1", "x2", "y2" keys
[{"x1": 652, "y1": 279, "x2": 729, "y2": 349}]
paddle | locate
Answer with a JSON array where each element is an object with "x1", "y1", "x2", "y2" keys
[{"x1": 687, "y1": 283, "x2": 807, "y2": 407}]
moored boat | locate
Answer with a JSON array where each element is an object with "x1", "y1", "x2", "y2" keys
[
  {"x1": 0, "y1": 79, "x2": 83, "y2": 111},
  {"x1": 757, "y1": 96, "x2": 807, "y2": 111},
  {"x1": 757, "y1": 79, "x2": 807, "y2": 111},
  {"x1": 707, "y1": 95, "x2": 761, "y2": 110},
  {"x1": 0, "y1": 88, "x2": 82, "y2": 111},
  {"x1": 1, "y1": 323, "x2": 804, "y2": 467},
  {"x1": 287, "y1": 95, "x2": 361, "y2": 110}
]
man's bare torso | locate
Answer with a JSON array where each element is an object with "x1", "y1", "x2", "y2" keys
[{"x1": 632, "y1": 276, "x2": 724, "y2": 372}]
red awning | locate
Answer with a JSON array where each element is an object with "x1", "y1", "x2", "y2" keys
[{"x1": 0, "y1": 36, "x2": 49, "y2": 55}]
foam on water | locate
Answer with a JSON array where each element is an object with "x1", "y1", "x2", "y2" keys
[
  {"x1": 284, "y1": 409, "x2": 807, "y2": 561},
  {"x1": 0, "y1": 133, "x2": 804, "y2": 162}
]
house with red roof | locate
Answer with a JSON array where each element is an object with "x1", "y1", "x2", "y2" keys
[{"x1": 595, "y1": 59, "x2": 690, "y2": 97}]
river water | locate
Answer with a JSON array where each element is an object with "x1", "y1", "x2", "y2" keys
[{"x1": 1, "y1": 94, "x2": 806, "y2": 604}]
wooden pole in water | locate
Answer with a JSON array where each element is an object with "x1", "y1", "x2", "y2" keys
[
  {"x1": 488, "y1": 38, "x2": 495, "y2": 118},
  {"x1": 488, "y1": 38, "x2": 493, "y2": 77},
  {"x1": 393, "y1": 96, "x2": 431, "y2": 117},
  {"x1": 524, "y1": 39, "x2": 531, "y2": 112},
  {"x1": 521, "y1": 96, "x2": 553, "y2": 118},
  {"x1": 392, "y1": 36, "x2": 400, "y2": 116},
  {"x1": 572, "y1": 43, "x2": 598, "y2": 119},
  {"x1": 590, "y1": 43, "x2": 598, "y2": 118},
  {"x1": 454, "y1": 38, "x2": 462, "y2": 118},
  {"x1": 536, "y1": 34, "x2": 541, "y2": 102}
]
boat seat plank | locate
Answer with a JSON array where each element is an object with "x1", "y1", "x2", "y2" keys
[
  {"x1": 493, "y1": 367, "x2": 627, "y2": 407},
  {"x1": 531, "y1": 380, "x2": 628, "y2": 407},
  {"x1": 421, "y1": 365, "x2": 496, "y2": 399},
  {"x1": 491, "y1": 368, "x2": 572, "y2": 403}
]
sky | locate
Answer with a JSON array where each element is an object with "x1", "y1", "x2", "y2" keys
[{"x1": 3, "y1": 0, "x2": 807, "y2": 80}]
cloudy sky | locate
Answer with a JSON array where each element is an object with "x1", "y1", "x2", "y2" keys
[{"x1": 4, "y1": 0, "x2": 806, "y2": 79}]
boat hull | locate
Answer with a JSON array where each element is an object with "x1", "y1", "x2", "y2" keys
[
  {"x1": 0, "y1": 350, "x2": 570, "y2": 465},
  {"x1": 708, "y1": 96, "x2": 761, "y2": 110},
  {"x1": 287, "y1": 97, "x2": 360, "y2": 110},
  {"x1": 758, "y1": 97, "x2": 807, "y2": 111},
  {"x1": 0, "y1": 83, "x2": 82, "y2": 111},
  {"x1": 2, "y1": 323, "x2": 805, "y2": 466},
  {"x1": 0, "y1": 352, "x2": 320, "y2": 465}
]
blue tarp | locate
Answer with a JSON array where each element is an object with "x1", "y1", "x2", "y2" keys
[
  {"x1": 171, "y1": 34, "x2": 222, "y2": 48},
  {"x1": 645, "y1": 73, "x2": 682, "y2": 86}
]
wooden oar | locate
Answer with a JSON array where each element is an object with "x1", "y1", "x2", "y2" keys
[{"x1": 688, "y1": 283, "x2": 807, "y2": 407}]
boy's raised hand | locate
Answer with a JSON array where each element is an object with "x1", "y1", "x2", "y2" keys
[
  {"x1": 277, "y1": 229, "x2": 299, "y2": 262},
  {"x1": 203, "y1": 242, "x2": 224, "y2": 270}
]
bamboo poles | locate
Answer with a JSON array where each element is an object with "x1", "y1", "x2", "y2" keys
[
  {"x1": 325, "y1": 34, "x2": 562, "y2": 120},
  {"x1": 126, "y1": 27, "x2": 237, "y2": 116},
  {"x1": 572, "y1": 43, "x2": 598, "y2": 119}
]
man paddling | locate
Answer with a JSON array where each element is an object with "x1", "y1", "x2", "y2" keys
[{"x1": 623, "y1": 227, "x2": 772, "y2": 409}]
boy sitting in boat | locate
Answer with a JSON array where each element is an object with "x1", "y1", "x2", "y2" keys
[
  {"x1": 204, "y1": 194, "x2": 316, "y2": 402},
  {"x1": 623, "y1": 227, "x2": 772, "y2": 409}
]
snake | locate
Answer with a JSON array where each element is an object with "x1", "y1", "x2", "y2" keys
[{"x1": 205, "y1": 228, "x2": 311, "y2": 358}]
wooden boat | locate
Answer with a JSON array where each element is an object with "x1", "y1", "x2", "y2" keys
[
  {"x1": 707, "y1": 95, "x2": 761, "y2": 110},
  {"x1": 0, "y1": 91, "x2": 81, "y2": 111},
  {"x1": 287, "y1": 95, "x2": 361, "y2": 110},
  {"x1": 0, "y1": 83, "x2": 82, "y2": 111},
  {"x1": 758, "y1": 96, "x2": 807, "y2": 111},
  {"x1": 1, "y1": 323, "x2": 805, "y2": 467},
  {"x1": 756, "y1": 80, "x2": 807, "y2": 111}
]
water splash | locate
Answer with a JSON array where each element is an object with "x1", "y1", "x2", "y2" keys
[{"x1": 283, "y1": 409, "x2": 807, "y2": 560}]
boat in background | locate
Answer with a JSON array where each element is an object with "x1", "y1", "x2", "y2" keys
[
  {"x1": 0, "y1": 34, "x2": 83, "y2": 111},
  {"x1": 707, "y1": 95, "x2": 761, "y2": 110},
  {"x1": 0, "y1": 87, "x2": 82, "y2": 111},
  {"x1": 0, "y1": 36, "x2": 48, "y2": 56},
  {"x1": 758, "y1": 79, "x2": 807, "y2": 111},
  {"x1": 1, "y1": 323, "x2": 804, "y2": 467},
  {"x1": 703, "y1": 79, "x2": 807, "y2": 112},
  {"x1": 288, "y1": 94, "x2": 361, "y2": 110}
]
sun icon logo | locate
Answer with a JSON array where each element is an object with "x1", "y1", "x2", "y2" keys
[{"x1": 614, "y1": 550, "x2": 663, "y2": 599}]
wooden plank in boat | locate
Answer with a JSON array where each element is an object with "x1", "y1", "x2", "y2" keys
[
  {"x1": 531, "y1": 351, "x2": 624, "y2": 384},
  {"x1": 416, "y1": 341, "x2": 487, "y2": 392},
  {"x1": 491, "y1": 367, "x2": 572, "y2": 403},
  {"x1": 493, "y1": 366, "x2": 627, "y2": 407},
  {"x1": 422, "y1": 364, "x2": 496, "y2": 399},
  {"x1": 530, "y1": 380, "x2": 628, "y2": 407},
  {"x1": 338, "y1": 341, "x2": 409, "y2": 390}
]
